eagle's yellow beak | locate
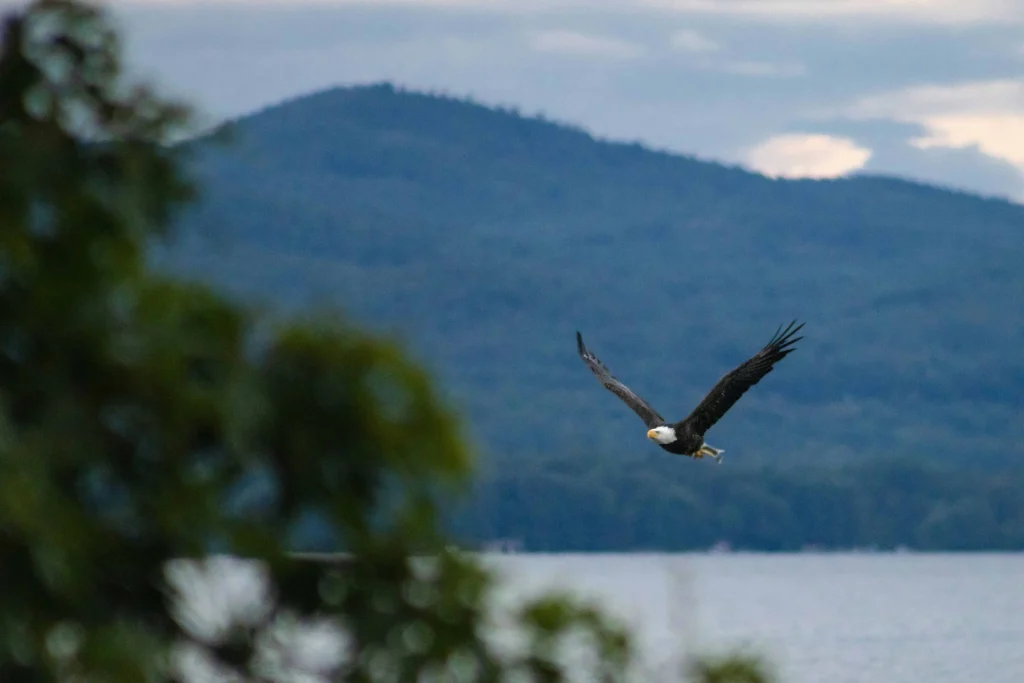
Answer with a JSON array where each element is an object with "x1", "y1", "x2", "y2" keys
[{"x1": 647, "y1": 429, "x2": 657, "y2": 439}]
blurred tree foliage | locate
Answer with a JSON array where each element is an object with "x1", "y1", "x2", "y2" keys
[{"x1": 0, "y1": 2, "x2": 771, "y2": 682}]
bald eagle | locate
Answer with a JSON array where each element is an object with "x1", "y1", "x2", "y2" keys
[{"x1": 576, "y1": 321, "x2": 804, "y2": 462}]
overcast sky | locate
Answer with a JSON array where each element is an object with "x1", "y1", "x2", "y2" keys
[{"x1": 21, "y1": 0, "x2": 1024, "y2": 200}]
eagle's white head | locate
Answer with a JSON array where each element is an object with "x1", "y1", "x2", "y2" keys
[{"x1": 647, "y1": 426, "x2": 677, "y2": 444}]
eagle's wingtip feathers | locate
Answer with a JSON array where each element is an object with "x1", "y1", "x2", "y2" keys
[{"x1": 768, "y1": 319, "x2": 805, "y2": 351}]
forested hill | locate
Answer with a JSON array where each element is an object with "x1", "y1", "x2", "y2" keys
[{"x1": 168, "y1": 82, "x2": 1024, "y2": 468}]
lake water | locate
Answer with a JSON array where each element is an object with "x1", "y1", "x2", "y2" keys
[
  {"x1": 172, "y1": 552, "x2": 1024, "y2": 683},
  {"x1": 484, "y1": 553, "x2": 1024, "y2": 683}
]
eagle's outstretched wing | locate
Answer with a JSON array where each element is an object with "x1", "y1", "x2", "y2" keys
[
  {"x1": 677, "y1": 320, "x2": 804, "y2": 436},
  {"x1": 577, "y1": 331, "x2": 665, "y2": 428}
]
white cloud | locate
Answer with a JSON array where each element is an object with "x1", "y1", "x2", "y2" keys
[
  {"x1": 716, "y1": 60, "x2": 805, "y2": 77},
  {"x1": 96, "y1": 0, "x2": 1024, "y2": 23},
  {"x1": 103, "y1": 0, "x2": 520, "y2": 5},
  {"x1": 640, "y1": 0, "x2": 1024, "y2": 24},
  {"x1": 529, "y1": 30, "x2": 645, "y2": 58},
  {"x1": 668, "y1": 29, "x2": 803, "y2": 77},
  {"x1": 669, "y1": 29, "x2": 720, "y2": 53},
  {"x1": 842, "y1": 80, "x2": 1024, "y2": 170},
  {"x1": 848, "y1": 80, "x2": 1024, "y2": 117},
  {"x1": 912, "y1": 115, "x2": 1024, "y2": 166},
  {"x1": 746, "y1": 133, "x2": 872, "y2": 178}
]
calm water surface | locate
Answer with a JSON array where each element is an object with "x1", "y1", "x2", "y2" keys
[
  {"x1": 484, "y1": 553, "x2": 1024, "y2": 683},
  {"x1": 173, "y1": 553, "x2": 1024, "y2": 683}
]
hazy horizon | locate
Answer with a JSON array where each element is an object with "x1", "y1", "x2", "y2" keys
[{"x1": 12, "y1": 0, "x2": 1016, "y2": 202}]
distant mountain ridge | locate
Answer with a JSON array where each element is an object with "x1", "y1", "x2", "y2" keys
[{"x1": 167, "y1": 82, "x2": 1024, "y2": 467}]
